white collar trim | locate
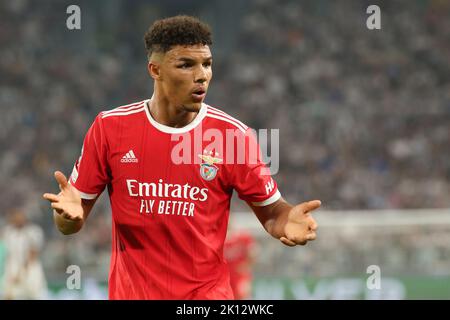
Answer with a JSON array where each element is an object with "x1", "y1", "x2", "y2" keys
[{"x1": 144, "y1": 99, "x2": 207, "y2": 134}]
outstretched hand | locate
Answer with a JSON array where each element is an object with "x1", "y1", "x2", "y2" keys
[
  {"x1": 280, "y1": 200, "x2": 321, "y2": 246},
  {"x1": 43, "y1": 171, "x2": 83, "y2": 221}
]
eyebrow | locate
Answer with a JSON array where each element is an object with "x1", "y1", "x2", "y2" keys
[{"x1": 177, "y1": 56, "x2": 213, "y2": 62}]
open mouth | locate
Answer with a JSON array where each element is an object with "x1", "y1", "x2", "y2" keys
[
  {"x1": 192, "y1": 89, "x2": 206, "y2": 102},
  {"x1": 193, "y1": 89, "x2": 205, "y2": 95}
]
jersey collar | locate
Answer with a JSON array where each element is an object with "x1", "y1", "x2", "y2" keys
[{"x1": 144, "y1": 99, "x2": 207, "y2": 134}]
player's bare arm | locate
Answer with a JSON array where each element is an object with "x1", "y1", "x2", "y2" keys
[
  {"x1": 249, "y1": 198, "x2": 321, "y2": 247},
  {"x1": 43, "y1": 171, "x2": 97, "y2": 235}
]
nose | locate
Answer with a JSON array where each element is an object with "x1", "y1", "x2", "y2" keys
[{"x1": 194, "y1": 66, "x2": 207, "y2": 84}]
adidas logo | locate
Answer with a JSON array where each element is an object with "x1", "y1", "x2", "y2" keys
[{"x1": 121, "y1": 150, "x2": 138, "y2": 163}]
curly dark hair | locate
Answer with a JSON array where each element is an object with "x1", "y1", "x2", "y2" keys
[{"x1": 144, "y1": 15, "x2": 212, "y2": 59}]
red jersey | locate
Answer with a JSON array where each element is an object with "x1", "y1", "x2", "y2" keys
[
  {"x1": 69, "y1": 99, "x2": 280, "y2": 299},
  {"x1": 224, "y1": 231, "x2": 256, "y2": 299}
]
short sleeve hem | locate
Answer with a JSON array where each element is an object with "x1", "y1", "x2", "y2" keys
[
  {"x1": 251, "y1": 190, "x2": 281, "y2": 207},
  {"x1": 69, "y1": 181, "x2": 99, "y2": 200}
]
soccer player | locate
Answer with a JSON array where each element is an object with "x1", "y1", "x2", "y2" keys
[
  {"x1": 43, "y1": 15, "x2": 320, "y2": 300},
  {"x1": 2, "y1": 210, "x2": 47, "y2": 299},
  {"x1": 224, "y1": 226, "x2": 258, "y2": 300}
]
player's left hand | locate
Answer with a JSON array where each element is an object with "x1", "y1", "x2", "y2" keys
[{"x1": 280, "y1": 200, "x2": 321, "y2": 246}]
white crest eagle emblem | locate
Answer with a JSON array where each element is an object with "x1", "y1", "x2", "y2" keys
[{"x1": 198, "y1": 151, "x2": 222, "y2": 181}]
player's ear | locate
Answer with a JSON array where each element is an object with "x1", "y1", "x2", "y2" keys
[{"x1": 148, "y1": 61, "x2": 161, "y2": 80}]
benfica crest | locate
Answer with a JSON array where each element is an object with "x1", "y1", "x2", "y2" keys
[{"x1": 198, "y1": 151, "x2": 222, "y2": 181}]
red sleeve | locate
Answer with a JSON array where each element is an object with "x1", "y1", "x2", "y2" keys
[
  {"x1": 231, "y1": 128, "x2": 281, "y2": 206},
  {"x1": 69, "y1": 114, "x2": 110, "y2": 199}
]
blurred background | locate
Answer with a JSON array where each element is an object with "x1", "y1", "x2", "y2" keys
[{"x1": 0, "y1": 0, "x2": 449, "y2": 299}]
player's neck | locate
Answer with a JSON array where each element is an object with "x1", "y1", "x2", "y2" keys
[{"x1": 148, "y1": 93, "x2": 199, "y2": 128}]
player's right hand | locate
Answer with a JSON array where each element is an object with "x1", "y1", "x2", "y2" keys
[{"x1": 43, "y1": 171, "x2": 84, "y2": 221}]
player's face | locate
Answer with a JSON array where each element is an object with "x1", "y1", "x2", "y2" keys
[{"x1": 159, "y1": 45, "x2": 212, "y2": 112}]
